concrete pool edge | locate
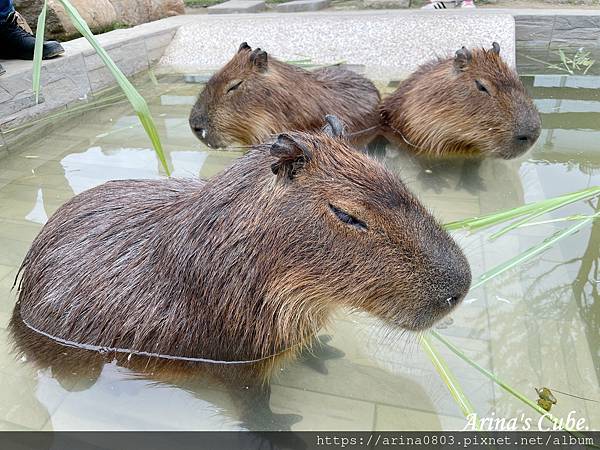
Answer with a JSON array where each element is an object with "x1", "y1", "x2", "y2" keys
[{"x1": 0, "y1": 14, "x2": 198, "y2": 159}]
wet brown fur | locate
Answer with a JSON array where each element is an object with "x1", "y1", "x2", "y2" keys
[
  {"x1": 13, "y1": 126, "x2": 470, "y2": 378},
  {"x1": 380, "y1": 44, "x2": 541, "y2": 159},
  {"x1": 189, "y1": 44, "x2": 381, "y2": 148}
]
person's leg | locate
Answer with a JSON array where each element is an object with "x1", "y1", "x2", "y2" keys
[
  {"x1": 0, "y1": 2, "x2": 64, "y2": 60},
  {"x1": 0, "y1": 0, "x2": 14, "y2": 23},
  {"x1": 0, "y1": 0, "x2": 10, "y2": 75}
]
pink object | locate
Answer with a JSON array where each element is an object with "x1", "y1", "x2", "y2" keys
[{"x1": 462, "y1": 0, "x2": 476, "y2": 7}]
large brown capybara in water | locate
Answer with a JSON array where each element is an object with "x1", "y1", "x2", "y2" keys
[
  {"x1": 189, "y1": 43, "x2": 381, "y2": 148},
  {"x1": 13, "y1": 116, "x2": 470, "y2": 384},
  {"x1": 380, "y1": 42, "x2": 541, "y2": 159}
]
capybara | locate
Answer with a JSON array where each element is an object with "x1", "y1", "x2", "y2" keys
[
  {"x1": 380, "y1": 42, "x2": 541, "y2": 159},
  {"x1": 189, "y1": 43, "x2": 381, "y2": 148},
  {"x1": 14, "y1": 116, "x2": 470, "y2": 376}
]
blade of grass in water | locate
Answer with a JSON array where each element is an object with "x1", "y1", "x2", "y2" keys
[
  {"x1": 444, "y1": 186, "x2": 600, "y2": 234},
  {"x1": 489, "y1": 188, "x2": 600, "y2": 241},
  {"x1": 516, "y1": 212, "x2": 600, "y2": 229},
  {"x1": 434, "y1": 202, "x2": 598, "y2": 432},
  {"x1": 32, "y1": 0, "x2": 47, "y2": 104},
  {"x1": 32, "y1": 0, "x2": 171, "y2": 176},
  {"x1": 471, "y1": 216, "x2": 594, "y2": 289},
  {"x1": 421, "y1": 335, "x2": 478, "y2": 426},
  {"x1": 430, "y1": 330, "x2": 596, "y2": 443}
]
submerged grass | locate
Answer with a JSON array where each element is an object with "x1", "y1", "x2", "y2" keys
[
  {"x1": 426, "y1": 187, "x2": 600, "y2": 433},
  {"x1": 429, "y1": 331, "x2": 586, "y2": 435},
  {"x1": 421, "y1": 335, "x2": 479, "y2": 427},
  {"x1": 32, "y1": 0, "x2": 171, "y2": 176},
  {"x1": 471, "y1": 216, "x2": 596, "y2": 289}
]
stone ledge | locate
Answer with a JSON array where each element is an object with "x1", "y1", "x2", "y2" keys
[
  {"x1": 207, "y1": 1, "x2": 266, "y2": 14},
  {"x1": 0, "y1": 15, "x2": 196, "y2": 154},
  {"x1": 362, "y1": 0, "x2": 409, "y2": 9},
  {"x1": 274, "y1": 0, "x2": 331, "y2": 13},
  {"x1": 160, "y1": 11, "x2": 516, "y2": 80},
  {"x1": 514, "y1": 13, "x2": 600, "y2": 52}
]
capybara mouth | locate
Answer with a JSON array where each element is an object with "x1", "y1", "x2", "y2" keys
[
  {"x1": 397, "y1": 301, "x2": 465, "y2": 332},
  {"x1": 191, "y1": 127, "x2": 230, "y2": 149}
]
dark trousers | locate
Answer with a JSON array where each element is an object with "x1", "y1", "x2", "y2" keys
[{"x1": 0, "y1": 0, "x2": 14, "y2": 23}]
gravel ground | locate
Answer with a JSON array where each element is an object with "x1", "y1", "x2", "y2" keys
[{"x1": 159, "y1": 10, "x2": 515, "y2": 80}]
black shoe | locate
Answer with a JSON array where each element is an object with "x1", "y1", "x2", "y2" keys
[
  {"x1": 0, "y1": 63, "x2": 5, "y2": 76},
  {"x1": 0, "y1": 12, "x2": 64, "y2": 60}
]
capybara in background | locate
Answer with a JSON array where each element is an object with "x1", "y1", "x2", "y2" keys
[
  {"x1": 14, "y1": 116, "x2": 470, "y2": 379},
  {"x1": 380, "y1": 42, "x2": 541, "y2": 159},
  {"x1": 189, "y1": 43, "x2": 381, "y2": 148}
]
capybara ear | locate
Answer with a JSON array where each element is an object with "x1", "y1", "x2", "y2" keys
[
  {"x1": 491, "y1": 42, "x2": 501, "y2": 55},
  {"x1": 238, "y1": 42, "x2": 251, "y2": 53},
  {"x1": 454, "y1": 46, "x2": 472, "y2": 71},
  {"x1": 270, "y1": 133, "x2": 312, "y2": 180},
  {"x1": 250, "y1": 48, "x2": 268, "y2": 72},
  {"x1": 323, "y1": 115, "x2": 346, "y2": 138}
]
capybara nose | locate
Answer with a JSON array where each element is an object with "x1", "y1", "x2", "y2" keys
[
  {"x1": 515, "y1": 114, "x2": 542, "y2": 147},
  {"x1": 515, "y1": 132, "x2": 536, "y2": 145},
  {"x1": 192, "y1": 126, "x2": 207, "y2": 140},
  {"x1": 438, "y1": 258, "x2": 472, "y2": 309},
  {"x1": 441, "y1": 293, "x2": 463, "y2": 309}
]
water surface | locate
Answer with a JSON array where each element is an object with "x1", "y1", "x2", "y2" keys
[{"x1": 0, "y1": 72, "x2": 599, "y2": 431}]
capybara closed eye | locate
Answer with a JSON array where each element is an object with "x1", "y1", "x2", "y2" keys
[
  {"x1": 189, "y1": 43, "x2": 381, "y2": 148},
  {"x1": 14, "y1": 116, "x2": 470, "y2": 373},
  {"x1": 380, "y1": 42, "x2": 541, "y2": 159}
]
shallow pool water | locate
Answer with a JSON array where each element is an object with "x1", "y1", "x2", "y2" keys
[{"x1": 0, "y1": 72, "x2": 598, "y2": 431}]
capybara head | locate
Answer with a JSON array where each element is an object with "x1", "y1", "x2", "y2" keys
[
  {"x1": 15, "y1": 116, "x2": 470, "y2": 365},
  {"x1": 381, "y1": 42, "x2": 541, "y2": 159},
  {"x1": 259, "y1": 116, "x2": 471, "y2": 332},
  {"x1": 189, "y1": 43, "x2": 381, "y2": 148}
]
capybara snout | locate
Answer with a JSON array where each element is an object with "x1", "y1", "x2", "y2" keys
[
  {"x1": 14, "y1": 115, "x2": 469, "y2": 370},
  {"x1": 381, "y1": 42, "x2": 541, "y2": 159},
  {"x1": 189, "y1": 42, "x2": 381, "y2": 148}
]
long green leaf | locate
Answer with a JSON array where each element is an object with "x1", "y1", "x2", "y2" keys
[
  {"x1": 471, "y1": 216, "x2": 594, "y2": 289},
  {"x1": 32, "y1": 0, "x2": 47, "y2": 104},
  {"x1": 444, "y1": 186, "x2": 600, "y2": 233},
  {"x1": 32, "y1": 0, "x2": 171, "y2": 176},
  {"x1": 515, "y1": 212, "x2": 600, "y2": 229},
  {"x1": 421, "y1": 335, "x2": 478, "y2": 426},
  {"x1": 489, "y1": 188, "x2": 600, "y2": 240}
]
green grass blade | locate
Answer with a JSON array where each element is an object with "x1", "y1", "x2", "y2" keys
[
  {"x1": 421, "y1": 335, "x2": 478, "y2": 426},
  {"x1": 516, "y1": 212, "x2": 600, "y2": 229},
  {"x1": 54, "y1": 0, "x2": 171, "y2": 176},
  {"x1": 444, "y1": 186, "x2": 600, "y2": 233},
  {"x1": 489, "y1": 188, "x2": 600, "y2": 240},
  {"x1": 32, "y1": 0, "x2": 48, "y2": 104},
  {"x1": 471, "y1": 216, "x2": 594, "y2": 289},
  {"x1": 430, "y1": 331, "x2": 596, "y2": 443}
]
